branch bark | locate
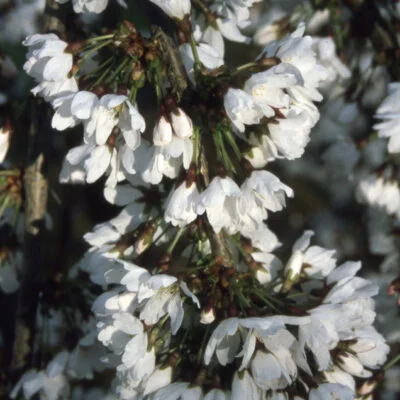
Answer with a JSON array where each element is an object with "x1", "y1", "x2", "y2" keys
[{"x1": 10, "y1": 0, "x2": 67, "y2": 371}]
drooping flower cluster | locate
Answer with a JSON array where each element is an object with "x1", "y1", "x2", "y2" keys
[
  {"x1": 84, "y1": 229, "x2": 389, "y2": 399},
  {"x1": 4, "y1": 0, "x2": 397, "y2": 399},
  {"x1": 225, "y1": 23, "x2": 328, "y2": 166}
]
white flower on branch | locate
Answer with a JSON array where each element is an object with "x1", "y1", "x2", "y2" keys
[
  {"x1": 374, "y1": 82, "x2": 400, "y2": 154},
  {"x1": 180, "y1": 42, "x2": 224, "y2": 82},
  {"x1": 85, "y1": 95, "x2": 145, "y2": 150},
  {"x1": 261, "y1": 23, "x2": 328, "y2": 90},
  {"x1": 244, "y1": 67, "x2": 297, "y2": 114},
  {"x1": 51, "y1": 90, "x2": 98, "y2": 131},
  {"x1": 224, "y1": 88, "x2": 263, "y2": 133},
  {"x1": 239, "y1": 170, "x2": 294, "y2": 231},
  {"x1": 149, "y1": 0, "x2": 191, "y2": 20},
  {"x1": 170, "y1": 107, "x2": 194, "y2": 139},
  {"x1": 210, "y1": 0, "x2": 263, "y2": 44},
  {"x1": 196, "y1": 176, "x2": 242, "y2": 234},
  {"x1": 143, "y1": 137, "x2": 193, "y2": 184},
  {"x1": 0, "y1": 121, "x2": 11, "y2": 163},
  {"x1": 232, "y1": 370, "x2": 263, "y2": 400},
  {"x1": 55, "y1": 0, "x2": 126, "y2": 13},
  {"x1": 10, "y1": 352, "x2": 70, "y2": 400},
  {"x1": 309, "y1": 383, "x2": 354, "y2": 400},
  {"x1": 356, "y1": 173, "x2": 400, "y2": 218},
  {"x1": 23, "y1": 33, "x2": 73, "y2": 82},
  {"x1": 22, "y1": 33, "x2": 78, "y2": 105},
  {"x1": 153, "y1": 115, "x2": 173, "y2": 146},
  {"x1": 164, "y1": 180, "x2": 199, "y2": 227},
  {"x1": 150, "y1": 382, "x2": 203, "y2": 400}
]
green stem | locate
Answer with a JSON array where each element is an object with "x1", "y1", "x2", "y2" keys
[
  {"x1": 85, "y1": 34, "x2": 114, "y2": 43},
  {"x1": 224, "y1": 129, "x2": 242, "y2": 161},
  {"x1": 197, "y1": 325, "x2": 211, "y2": 364},
  {"x1": 227, "y1": 234, "x2": 248, "y2": 259},
  {"x1": 0, "y1": 170, "x2": 20, "y2": 176},
  {"x1": 0, "y1": 195, "x2": 10, "y2": 216},
  {"x1": 231, "y1": 62, "x2": 258, "y2": 76},
  {"x1": 78, "y1": 39, "x2": 113, "y2": 69},
  {"x1": 106, "y1": 57, "x2": 130, "y2": 84},
  {"x1": 192, "y1": 0, "x2": 210, "y2": 17},
  {"x1": 155, "y1": 68, "x2": 167, "y2": 102},
  {"x1": 219, "y1": 134, "x2": 236, "y2": 173},
  {"x1": 200, "y1": 144, "x2": 210, "y2": 186},
  {"x1": 192, "y1": 0, "x2": 218, "y2": 28},
  {"x1": 189, "y1": 32, "x2": 202, "y2": 75},
  {"x1": 129, "y1": 85, "x2": 138, "y2": 103},
  {"x1": 167, "y1": 227, "x2": 186, "y2": 255},
  {"x1": 85, "y1": 56, "x2": 113, "y2": 78},
  {"x1": 92, "y1": 63, "x2": 113, "y2": 88},
  {"x1": 385, "y1": 352, "x2": 400, "y2": 371},
  {"x1": 253, "y1": 290, "x2": 278, "y2": 311}
]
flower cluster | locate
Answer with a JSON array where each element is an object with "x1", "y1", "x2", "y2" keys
[
  {"x1": 85, "y1": 230, "x2": 388, "y2": 399},
  {"x1": 3, "y1": 0, "x2": 397, "y2": 399}
]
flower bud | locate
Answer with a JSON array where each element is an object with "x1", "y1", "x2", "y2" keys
[
  {"x1": 200, "y1": 307, "x2": 216, "y2": 324},
  {"x1": 358, "y1": 377, "x2": 379, "y2": 396},
  {"x1": 135, "y1": 220, "x2": 159, "y2": 255},
  {"x1": 170, "y1": 107, "x2": 193, "y2": 139},
  {"x1": 0, "y1": 120, "x2": 12, "y2": 163},
  {"x1": 337, "y1": 352, "x2": 365, "y2": 377},
  {"x1": 255, "y1": 267, "x2": 271, "y2": 284},
  {"x1": 281, "y1": 250, "x2": 303, "y2": 292},
  {"x1": 349, "y1": 337, "x2": 376, "y2": 353},
  {"x1": 153, "y1": 115, "x2": 173, "y2": 146}
]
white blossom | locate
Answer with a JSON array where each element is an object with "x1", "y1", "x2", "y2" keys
[
  {"x1": 153, "y1": 115, "x2": 173, "y2": 146},
  {"x1": 374, "y1": 82, "x2": 400, "y2": 153},
  {"x1": 164, "y1": 181, "x2": 199, "y2": 227},
  {"x1": 0, "y1": 121, "x2": 11, "y2": 163},
  {"x1": 23, "y1": 33, "x2": 72, "y2": 82},
  {"x1": 239, "y1": 170, "x2": 293, "y2": 231},
  {"x1": 10, "y1": 352, "x2": 70, "y2": 400},
  {"x1": 149, "y1": 0, "x2": 191, "y2": 20},
  {"x1": 170, "y1": 108, "x2": 193, "y2": 139},
  {"x1": 196, "y1": 176, "x2": 242, "y2": 233},
  {"x1": 224, "y1": 88, "x2": 263, "y2": 133}
]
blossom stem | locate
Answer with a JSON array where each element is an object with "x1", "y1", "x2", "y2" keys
[
  {"x1": 79, "y1": 39, "x2": 113, "y2": 66},
  {"x1": 129, "y1": 86, "x2": 138, "y2": 103},
  {"x1": 189, "y1": 32, "x2": 201, "y2": 75},
  {"x1": 0, "y1": 194, "x2": 10, "y2": 216},
  {"x1": 106, "y1": 56, "x2": 130, "y2": 83},
  {"x1": 197, "y1": 325, "x2": 211, "y2": 364},
  {"x1": 384, "y1": 352, "x2": 400, "y2": 370},
  {"x1": 86, "y1": 56, "x2": 113, "y2": 79},
  {"x1": 227, "y1": 234, "x2": 249, "y2": 260},
  {"x1": 166, "y1": 227, "x2": 186, "y2": 255},
  {"x1": 192, "y1": 0, "x2": 210, "y2": 18},
  {"x1": 85, "y1": 34, "x2": 114, "y2": 43},
  {"x1": 223, "y1": 129, "x2": 242, "y2": 161},
  {"x1": 231, "y1": 62, "x2": 258, "y2": 76},
  {"x1": 0, "y1": 170, "x2": 20, "y2": 176},
  {"x1": 212, "y1": 128, "x2": 236, "y2": 173},
  {"x1": 92, "y1": 62, "x2": 113, "y2": 88},
  {"x1": 253, "y1": 290, "x2": 278, "y2": 311}
]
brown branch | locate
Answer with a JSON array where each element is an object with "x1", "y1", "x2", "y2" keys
[
  {"x1": 10, "y1": 0, "x2": 68, "y2": 372},
  {"x1": 10, "y1": 103, "x2": 49, "y2": 370}
]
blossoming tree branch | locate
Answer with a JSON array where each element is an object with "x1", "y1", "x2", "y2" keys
[{"x1": 1, "y1": 0, "x2": 400, "y2": 398}]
